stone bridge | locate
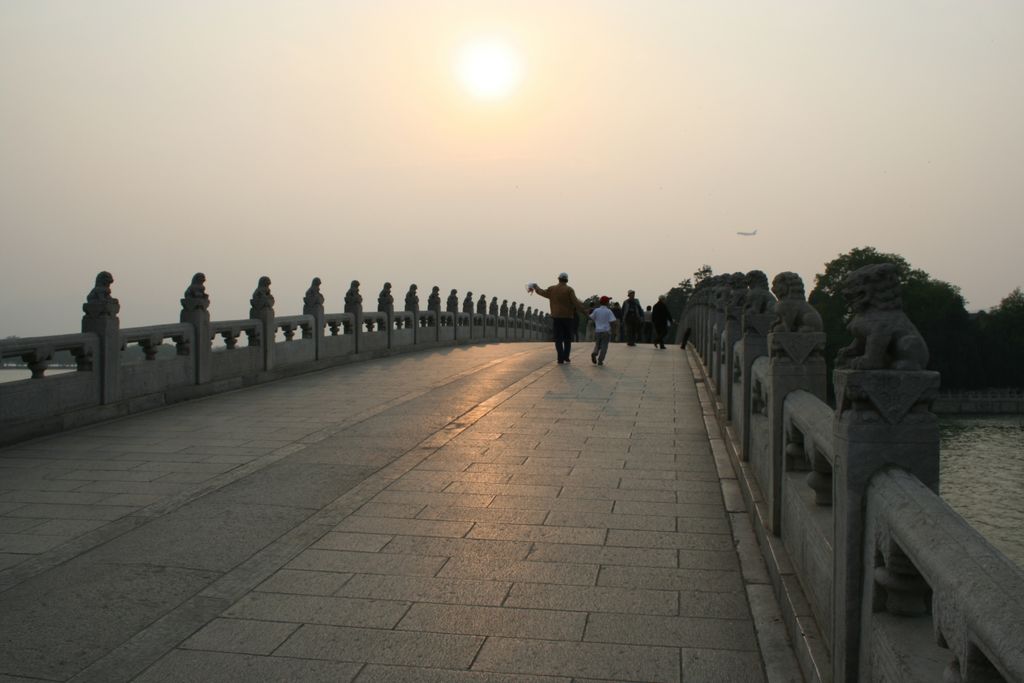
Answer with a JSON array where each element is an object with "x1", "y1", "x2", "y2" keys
[{"x1": 0, "y1": 271, "x2": 1021, "y2": 682}]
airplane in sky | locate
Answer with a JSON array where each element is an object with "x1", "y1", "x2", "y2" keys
[{"x1": 736, "y1": 229, "x2": 758, "y2": 236}]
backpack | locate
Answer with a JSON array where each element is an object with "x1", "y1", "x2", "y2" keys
[{"x1": 624, "y1": 300, "x2": 641, "y2": 321}]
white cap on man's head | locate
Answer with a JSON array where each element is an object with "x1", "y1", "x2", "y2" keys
[{"x1": 558, "y1": 272, "x2": 569, "y2": 281}]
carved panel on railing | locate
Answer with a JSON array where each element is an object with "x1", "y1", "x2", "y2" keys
[
  {"x1": 835, "y1": 371, "x2": 940, "y2": 426},
  {"x1": 770, "y1": 331, "x2": 826, "y2": 365}
]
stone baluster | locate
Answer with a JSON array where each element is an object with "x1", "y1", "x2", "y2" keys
[
  {"x1": 806, "y1": 448, "x2": 832, "y2": 506},
  {"x1": 82, "y1": 270, "x2": 121, "y2": 403},
  {"x1": 831, "y1": 263, "x2": 940, "y2": 683},
  {"x1": 20, "y1": 348, "x2": 51, "y2": 379}
]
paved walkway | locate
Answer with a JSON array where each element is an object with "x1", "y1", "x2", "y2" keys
[{"x1": 0, "y1": 342, "x2": 797, "y2": 682}]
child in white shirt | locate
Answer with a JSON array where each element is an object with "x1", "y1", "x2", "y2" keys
[{"x1": 589, "y1": 296, "x2": 618, "y2": 365}]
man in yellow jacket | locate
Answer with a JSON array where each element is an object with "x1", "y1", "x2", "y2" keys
[{"x1": 529, "y1": 272, "x2": 590, "y2": 364}]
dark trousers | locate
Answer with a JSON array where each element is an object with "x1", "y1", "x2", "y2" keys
[
  {"x1": 625, "y1": 317, "x2": 641, "y2": 345},
  {"x1": 552, "y1": 317, "x2": 575, "y2": 361},
  {"x1": 654, "y1": 323, "x2": 669, "y2": 347}
]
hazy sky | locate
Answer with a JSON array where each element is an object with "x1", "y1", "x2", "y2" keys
[{"x1": 2, "y1": 1, "x2": 1022, "y2": 336}]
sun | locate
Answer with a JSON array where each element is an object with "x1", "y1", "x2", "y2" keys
[{"x1": 457, "y1": 38, "x2": 523, "y2": 100}]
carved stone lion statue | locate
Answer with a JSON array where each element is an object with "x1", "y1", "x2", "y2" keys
[
  {"x1": 428, "y1": 286, "x2": 441, "y2": 312},
  {"x1": 84, "y1": 270, "x2": 121, "y2": 318},
  {"x1": 87, "y1": 271, "x2": 118, "y2": 305},
  {"x1": 378, "y1": 282, "x2": 393, "y2": 314},
  {"x1": 405, "y1": 284, "x2": 419, "y2": 312},
  {"x1": 835, "y1": 263, "x2": 929, "y2": 371},
  {"x1": 770, "y1": 272, "x2": 823, "y2": 333},
  {"x1": 182, "y1": 272, "x2": 210, "y2": 312},
  {"x1": 304, "y1": 277, "x2": 324, "y2": 310},
  {"x1": 344, "y1": 280, "x2": 362, "y2": 314},
  {"x1": 250, "y1": 276, "x2": 274, "y2": 317},
  {"x1": 742, "y1": 270, "x2": 775, "y2": 316}
]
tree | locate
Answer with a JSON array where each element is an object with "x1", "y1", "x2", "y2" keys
[
  {"x1": 693, "y1": 264, "x2": 713, "y2": 285},
  {"x1": 663, "y1": 278, "x2": 694, "y2": 339},
  {"x1": 809, "y1": 246, "x2": 981, "y2": 395},
  {"x1": 978, "y1": 287, "x2": 1024, "y2": 388}
]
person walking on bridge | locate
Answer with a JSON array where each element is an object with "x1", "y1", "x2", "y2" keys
[
  {"x1": 622, "y1": 290, "x2": 644, "y2": 346},
  {"x1": 528, "y1": 272, "x2": 589, "y2": 364},
  {"x1": 589, "y1": 296, "x2": 618, "y2": 365},
  {"x1": 652, "y1": 294, "x2": 674, "y2": 349}
]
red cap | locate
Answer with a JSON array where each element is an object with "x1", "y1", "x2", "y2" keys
[{"x1": 599, "y1": 296, "x2": 610, "y2": 304}]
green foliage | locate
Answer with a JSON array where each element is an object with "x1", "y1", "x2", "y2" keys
[
  {"x1": 693, "y1": 264, "x2": 713, "y2": 284},
  {"x1": 665, "y1": 278, "x2": 692, "y2": 319},
  {"x1": 978, "y1": 287, "x2": 1024, "y2": 387}
]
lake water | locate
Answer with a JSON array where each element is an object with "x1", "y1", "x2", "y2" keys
[
  {"x1": 940, "y1": 415, "x2": 1024, "y2": 567},
  {"x1": 0, "y1": 369, "x2": 1021, "y2": 564}
]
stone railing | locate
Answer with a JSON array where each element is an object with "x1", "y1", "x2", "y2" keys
[
  {"x1": 0, "y1": 272, "x2": 552, "y2": 446},
  {"x1": 682, "y1": 269, "x2": 1024, "y2": 683}
]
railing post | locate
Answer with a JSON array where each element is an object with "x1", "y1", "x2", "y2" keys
[
  {"x1": 766, "y1": 330, "x2": 826, "y2": 532},
  {"x1": 763, "y1": 271, "x2": 827, "y2": 531},
  {"x1": 81, "y1": 271, "x2": 120, "y2": 404},
  {"x1": 832, "y1": 367, "x2": 939, "y2": 682},
  {"x1": 345, "y1": 280, "x2": 362, "y2": 354},
  {"x1": 303, "y1": 277, "x2": 325, "y2": 360},
  {"x1": 379, "y1": 282, "x2": 394, "y2": 350},
  {"x1": 249, "y1": 276, "x2": 275, "y2": 371},
  {"x1": 739, "y1": 312, "x2": 774, "y2": 460},
  {"x1": 181, "y1": 272, "x2": 211, "y2": 384},
  {"x1": 829, "y1": 263, "x2": 940, "y2": 683}
]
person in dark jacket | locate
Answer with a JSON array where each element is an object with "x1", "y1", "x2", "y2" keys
[
  {"x1": 622, "y1": 290, "x2": 643, "y2": 346},
  {"x1": 651, "y1": 294, "x2": 674, "y2": 349}
]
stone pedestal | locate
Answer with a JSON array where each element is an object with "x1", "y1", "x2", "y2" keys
[
  {"x1": 254, "y1": 310, "x2": 275, "y2": 370},
  {"x1": 765, "y1": 331, "x2": 827, "y2": 532},
  {"x1": 723, "y1": 314, "x2": 741, "y2": 420},
  {"x1": 180, "y1": 302, "x2": 210, "y2": 384},
  {"x1": 303, "y1": 301, "x2": 324, "y2": 360},
  {"x1": 832, "y1": 369, "x2": 940, "y2": 683},
  {"x1": 738, "y1": 313, "x2": 774, "y2": 460},
  {"x1": 82, "y1": 303, "x2": 120, "y2": 404}
]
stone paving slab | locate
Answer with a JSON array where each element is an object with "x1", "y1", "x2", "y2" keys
[{"x1": 0, "y1": 342, "x2": 800, "y2": 682}]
